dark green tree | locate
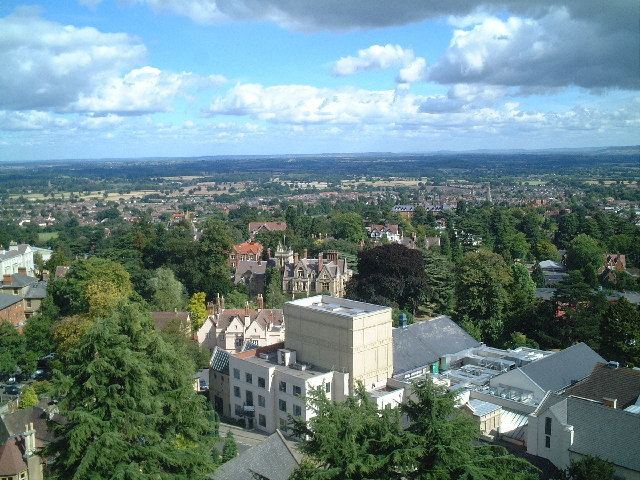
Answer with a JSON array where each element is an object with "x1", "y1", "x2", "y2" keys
[
  {"x1": 555, "y1": 455, "x2": 618, "y2": 480},
  {"x1": 221, "y1": 431, "x2": 238, "y2": 463},
  {"x1": 45, "y1": 302, "x2": 217, "y2": 479},
  {"x1": 0, "y1": 321, "x2": 25, "y2": 378},
  {"x1": 422, "y1": 249, "x2": 454, "y2": 315},
  {"x1": 600, "y1": 298, "x2": 640, "y2": 366},
  {"x1": 264, "y1": 266, "x2": 286, "y2": 308},
  {"x1": 454, "y1": 250, "x2": 513, "y2": 343},
  {"x1": 566, "y1": 234, "x2": 604, "y2": 286}
]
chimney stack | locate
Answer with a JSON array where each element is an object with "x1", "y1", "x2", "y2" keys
[
  {"x1": 267, "y1": 247, "x2": 272, "y2": 258},
  {"x1": 2, "y1": 274, "x2": 11, "y2": 286},
  {"x1": 257, "y1": 294, "x2": 264, "y2": 310},
  {"x1": 293, "y1": 252, "x2": 299, "y2": 264},
  {"x1": 327, "y1": 251, "x2": 338, "y2": 264},
  {"x1": 18, "y1": 267, "x2": 26, "y2": 275},
  {"x1": 303, "y1": 249, "x2": 308, "y2": 259},
  {"x1": 220, "y1": 295, "x2": 225, "y2": 310},
  {"x1": 318, "y1": 252, "x2": 324, "y2": 271},
  {"x1": 603, "y1": 397, "x2": 618, "y2": 409}
]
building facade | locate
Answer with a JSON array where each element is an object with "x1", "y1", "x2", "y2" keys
[
  {"x1": 283, "y1": 296, "x2": 393, "y2": 393},
  {"x1": 282, "y1": 251, "x2": 352, "y2": 298}
]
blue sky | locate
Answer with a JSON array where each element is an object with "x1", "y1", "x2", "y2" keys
[{"x1": 0, "y1": 0, "x2": 638, "y2": 160}]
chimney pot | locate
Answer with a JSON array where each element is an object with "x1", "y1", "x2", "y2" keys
[
  {"x1": 2, "y1": 274, "x2": 11, "y2": 286},
  {"x1": 18, "y1": 267, "x2": 27, "y2": 275},
  {"x1": 603, "y1": 397, "x2": 618, "y2": 409}
]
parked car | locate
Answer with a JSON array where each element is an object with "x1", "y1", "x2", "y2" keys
[{"x1": 4, "y1": 384, "x2": 21, "y2": 396}]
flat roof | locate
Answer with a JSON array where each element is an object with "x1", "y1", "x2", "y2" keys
[
  {"x1": 286, "y1": 295, "x2": 390, "y2": 317},
  {"x1": 234, "y1": 351, "x2": 330, "y2": 381}
]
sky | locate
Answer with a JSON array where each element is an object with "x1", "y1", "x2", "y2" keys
[{"x1": 0, "y1": 1, "x2": 639, "y2": 160}]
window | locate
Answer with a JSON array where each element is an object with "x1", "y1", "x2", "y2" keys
[
  {"x1": 258, "y1": 395, "x2": 265, "y2": 407},
  {"x1": 545, "y1": 436, "x2": 550, "y2": 448},
  {"x1": 279, "y1": 399, "x2": 287, "y2": 412},
  {"x1": 545, "y1": 417, "x2": 552, "y2": 435},
  {"x1": 293, "y1": 404, "x2": 302, "y2": 417},
  {"x1": 293, "y1": 385, "x2": 302, "y2": 396},
  {"x1": 245, "y1": 372, "x2": 253, "y2": 384},
  {"x1": 279, "y1": 381, "x2": 287, "y2": 392},
  {"x1": 234, "y1": 404, "x2": 243, "y2": 416},
  {"x1": 246, "y1": 390, "x2": 253, "y2": 406},
  {"x1": 325, "y1": 382, "x2": 331, "y2": 393},
  {"x1": 258, "y1": 414, "x2": 266, "y2": 427},
  {"x1": 279, "y1": 418, "x2": 288, "y2": 431},
  {"x1": 233, "y1": 368, "x2": 240, "y2": 379},
  {"x1": 234, "y1": 386, "x2": 240, "y2": 398},
  {"x1": 26, "y1": 299, "x2": 32, "y2": 308},
  {"x1": 258, "y1": 376, "x2": 266, "y2": 388}
]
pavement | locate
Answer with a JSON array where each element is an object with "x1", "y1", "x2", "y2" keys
[{"x1": 217, "y1": 421, "x2": 270, "y2": 454}]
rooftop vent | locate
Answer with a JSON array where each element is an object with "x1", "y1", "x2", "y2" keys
[
  {"x1": 258, "y1": 353, "x2": 270, "y2": 360},
  {"x1": 291, "y1": 363, "x2": 307, "y2": 371}
]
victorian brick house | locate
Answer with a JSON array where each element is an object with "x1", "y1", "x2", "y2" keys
[
  {"x1": 282, "y1": 251, "x2": 352, "y2": 298},
  {"x1": 228, "y1": 241, "x2": 263, "y2": 270}
]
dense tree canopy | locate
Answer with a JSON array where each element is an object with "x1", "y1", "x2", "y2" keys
[{"x1": 45, "y1": 301, "x2": 218, "y2": 479}]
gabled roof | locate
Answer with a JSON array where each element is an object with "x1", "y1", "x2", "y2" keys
[
  {"x1": 519, "y1": 343, "x2": 605, "y2": 392},
  {"x1": 566, "y1": 396, "x2": 640, "y2": 472},
  {"x1": 1, "y1": 273, "x2": 39, "y2": 289},
  {"x1": 232, "y1": 241, "x2": 263, "y2": 255},
  {"x1": 0, "y1": 293, "x2": 22, "y2": 310},
  {"x1": 0, "y1": 438, "x2": 27, "y2": 476},
  {"x1": 211, "y1": 430, "x2": 301, "y2": 480},
  {"x1": 562, "y1": 363, "x2": 640, "y2": 409},
  {"x1": 248, "y1": 221, "x2": 287, "y2": 233},
  {"x1": 23, "y1": 281, "x2": 47, "y2": 300},
  {"x1": 392, "y1": 315, "x2": 480, "y2": 376}
]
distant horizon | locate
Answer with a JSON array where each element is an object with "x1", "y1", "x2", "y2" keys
[{"x1": 3, "y1": 144, "x2": 639, "y2": 164}]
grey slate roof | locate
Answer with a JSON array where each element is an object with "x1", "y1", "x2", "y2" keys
[
  {"x1": 0, "y1": 273, "x2": 39, "y2": 289},
  {"x1": 520, "y1": 342, "x2": 605, "y2": 392},
  {"x1": 567, "y1": 396, "x2": 640, "y2": 472},
  {"x1": 562, "y1": 363, "x2": 640, "y2": 409},
  {"x1": 210, "y1": 347, "x2": 230, "y2": 375},
  {"x1": 392, "y1": 315, "x2": 480, "y2": 376},
  {"x1": 466, "y1": 399, "x2": 501, "y2": 417},
  {"x1": 23, "y1": 281, "x2": 47, "y2": 300},
  {"x1": 211, "y1": 430, "x2": 301, "y2": 480},
  {"x1": 0, "y1": 294, "x2": 22, "y2": 310}
]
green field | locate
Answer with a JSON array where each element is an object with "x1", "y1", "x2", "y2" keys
[{"x1": 38, "y1": 232, "x2": 59, "y2": 242}]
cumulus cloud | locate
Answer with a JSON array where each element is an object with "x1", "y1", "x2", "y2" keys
[
  {"x1": 397, "y1": 58, "x2": 427, "y2": 83},
  {"x1": 207, "y1": 83, "x2": 421, "y2": 123},
  {"x1": 123, "y1": 0, "x2": 638, "y2": 35},
  {"x1": 430, "y1": 8, "x2": 639, "y2": 90},
  {"x1": 332, "y1": 44, "x2": 415, "y2": 76},
  {"x1": 0, "y1": 8, "x2": 226, "y2": 114}
]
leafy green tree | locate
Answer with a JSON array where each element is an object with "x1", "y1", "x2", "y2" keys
[
  {"x1": 600, "y1": 298, "x2": 640, "y2": 366},
  {"x1": 422, "y1": 249, "x2": 454, "y2": 315},
  {"x1": 18, "y1": 386, "x2": 38, "y2": 409},
  {"x1": 23, "y1": 312, "x2": 56, "y2": 359},
  {"x1": 535, "y1": 239, "x2": 561, "y2": 262},
  {"x1": 50, "y1": 257, "x2": 133, "y2": 317},
  {"x1": 290, "y1": 383, "x2": 418, "y2": 479},
  {"x1": 555, "y1": 455, "x2": 618, "y2": 480},
  {"x1": 402, "y1": 380, "x2": 539, "y2": 480},
  {"x1": 221, "y1": 431, "x2": 238, "y2": 463},
  {"x1": 224, "y1": 290, "x2": 250, "y2": 309},
  {"x1": 509, "y1": 263, "x2": 536, "y2": 317},
  {"x1": 264, "y1": 266, "x2": 286, "y2": 308},
  {"x1": 45, "y1": 302, "x2": 217, "y2": 480},
  {"x1": 566, "y1": 234, "x2": 605, "y2": 285},
  {"x1": 329, "y1": 212, "x2": 365, "y2": 244},
  {"x1": 0, "y1": 321, "x2": 25, "y2": 378},
  {"x1": 188, "y1": 292, "x2": 208, "y2": 330},
  {"x1": 148, "y1": 267, "x2": 187, "y2": 311},
  {"x1": 455, "y1": 250, "x2": 513, "y2": 343}
]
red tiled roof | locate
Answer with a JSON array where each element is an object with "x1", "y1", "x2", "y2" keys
[{"x1": 233, "y1": 241, "x2": 263, "y2": 255}]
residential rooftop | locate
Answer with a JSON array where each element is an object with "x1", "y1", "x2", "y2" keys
[{"x1": 286, "y1": 295, "x2": 391, "y2": 317}]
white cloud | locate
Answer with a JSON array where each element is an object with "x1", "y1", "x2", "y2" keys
[
  {"x1": 332, "y1": 44, "x2": 415, "y2": 76},
  {"x1": 0, "y1": 110, "x2": 71, "y2": 131},
  {"x1": 429, "y1": 8, "x2": 639, "y2": 90},
  {"x1": 72, "y1": 66, "x2": 225, "y2": 114},
  {"x1": 0, "y1": 7, "x2": 146, "y2": 110},
  {"x1": 0, "y1": 8, "x2": 227, "y2": 114},
  {"x1": 207, "y1": 83, "x2": 420, "y2": 123},
  {"x1": 397, "y1": 58, "x2": 427, "y2": 83}
]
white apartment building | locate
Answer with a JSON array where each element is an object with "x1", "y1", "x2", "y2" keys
[
  {"x1": 0, "y1": 243, "x2": 35, "y2": 275},
  {"x1": 228, "y1": 345, "x2": 349, "y2": 434}
]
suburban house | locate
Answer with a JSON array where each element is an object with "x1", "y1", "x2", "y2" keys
[
  {"x1": 0, "y1": 294, "x2": 26, "y2": 330},
  {"x1": 234, "y1": 259, "x2": 270, "y2": 297},
  {"x1": 601, "y1": 253, "x2": 626, "y2": 272},
  {"x1": 211, "y1": 429, "x2": 301, "y2": 480},
  {"x1": 248, "y1": 221, "x2": 287, "y2": 238},
  {"x1": 366, "y1": 224, "x2": 401, "y2": 243},
  {"x1": 0, "y1": 405, "x2": 58, "y2": 480},
  {"x1": 228, "y1": 241, "x2": 263, "y2": 270},
  {"x1": 527, "y1": 363, "x2": 640, "y2": 479},
  {"x1": 391, "y1": 205, "x2": 415, "y2": 219},
  {"x1": 1, "y1": 272, "x2": 47, "y2": 319},
  {"x1": 538, "y1": 260, "x2": 568, "y2": 286},
  {"x1": 282, "y1": 251, "x2": 352, "y2": 298},
  {"x1": 197, "y1": 295, "x2": 284, "y2": 353}
]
